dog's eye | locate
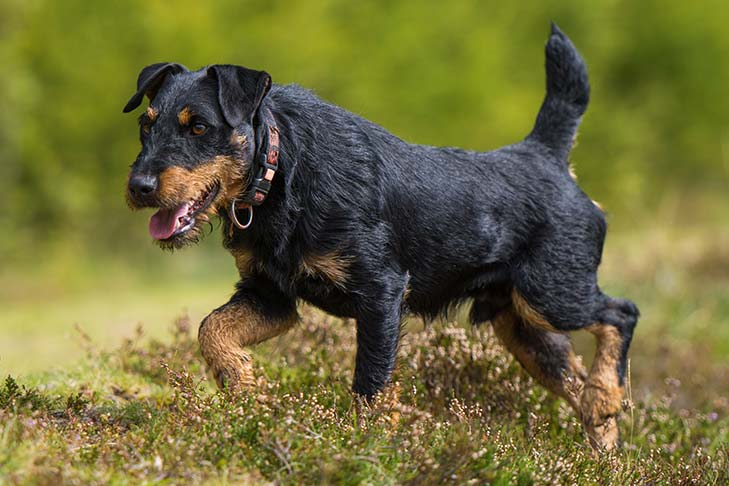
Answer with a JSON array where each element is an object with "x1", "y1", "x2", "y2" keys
[
  {"x1": 142, "y1": 123, "x2": 151, "y2": 135},
  {"x1": 191, "y1": 123, "x2": 208, "y2": 136}
]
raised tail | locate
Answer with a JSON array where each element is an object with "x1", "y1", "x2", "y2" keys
[{"x1": 527, "y1": 22, "x2": 590, "y2": 163}]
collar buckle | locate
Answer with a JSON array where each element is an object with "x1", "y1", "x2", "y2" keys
[
  {"x1": 228, "y1": 108, "x2": 279, "y2": 232},
  {"x1": 245, "y1": 110, "x2": 279, "y2": 205}
]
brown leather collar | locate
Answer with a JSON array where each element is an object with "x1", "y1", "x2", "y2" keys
[{"x1": 229, "y1": 108, "x2": 279, "y2": 231}]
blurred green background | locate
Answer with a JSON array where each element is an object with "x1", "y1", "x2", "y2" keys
[{"x1": 1, "y1": 0, "x2": 728, "y2": 385}]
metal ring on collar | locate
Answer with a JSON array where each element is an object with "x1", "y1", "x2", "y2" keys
[{"x1": 230, "y1": 199, "x2": 254, "y2": 230}]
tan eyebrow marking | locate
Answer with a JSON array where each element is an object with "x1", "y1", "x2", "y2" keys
[
  {"x1": 178, "y1": 106, "x2": 192, "y2": 125},
  {"x1": 146, "y1": 106, "x2": 158, "y2": 121}
]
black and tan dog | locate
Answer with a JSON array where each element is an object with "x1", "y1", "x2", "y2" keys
[{"x1": 123, "y1": 24, "x2": 638, "y2": 450}]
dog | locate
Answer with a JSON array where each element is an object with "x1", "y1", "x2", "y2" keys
[{"x1": 123, "y1": 23, "x2": 639, "y2": 450}]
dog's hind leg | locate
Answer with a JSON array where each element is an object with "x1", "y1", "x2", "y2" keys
[
  {"x1": 511, "y1": 283, "x2": 639, "y2": 450},
  {"x1": 580, "y1": 295, "x2": 639, "y2": 450},
  {"x1": 481, "y1": 304, "x2": 587, "y2": 412},
  {"x1": 198, "y1": 278, "x2": 298, "y2": 391}
]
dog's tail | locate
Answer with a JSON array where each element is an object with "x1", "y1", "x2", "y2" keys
[{"x1": 527, "y1": 22, "x2": 590, "y2": 163}]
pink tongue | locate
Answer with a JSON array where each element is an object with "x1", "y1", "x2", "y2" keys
[{"x1": 149, "y1": 203, "x2": 191, "y2": 240}]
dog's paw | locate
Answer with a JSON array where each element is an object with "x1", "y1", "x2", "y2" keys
[
  {"x1": 581, "y1": 383, "x2": 623, "y2": 451},
  {"x1": 210, "y1": 357, "x2": 256, "y2": 393},
  {"x1": 583, "y1": 414, "x2": 620, "y2": 452}
]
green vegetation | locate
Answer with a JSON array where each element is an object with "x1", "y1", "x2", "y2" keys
[
  {"x1": 3, "y1": 207, "x2": 729, "y2": 483},
  {"x1": 2, "y1": 299, "x2": 727, "y2": 484},
  {"x1": 1, "y1": 0, "x2": 728, "y2": 483},
  {"x1": 2, "y1": 0, "x2": 728, "y2": 261}
]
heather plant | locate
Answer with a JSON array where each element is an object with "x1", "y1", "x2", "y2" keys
[{"x1": 2, "y1": 309, "x2": 727, "y2": 484}]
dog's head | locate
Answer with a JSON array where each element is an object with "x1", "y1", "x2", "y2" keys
[{"x1": 123, "y1": 63, "x2": 271, "y2": 249}]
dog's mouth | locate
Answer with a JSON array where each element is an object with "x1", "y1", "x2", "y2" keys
[{"x1": 149, "y1": 182, "x2": 220, "y2": 241}]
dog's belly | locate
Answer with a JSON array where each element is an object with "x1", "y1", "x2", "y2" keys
[
  {"x1": 294, "y1": 257, "x2": 512, "y2": 321},
  {"x1": 297, "y1": 278, "x2": 357, "y2": 319},
  {"x1": 405, "y1": 262, "x2": 512, "y2": 319}
]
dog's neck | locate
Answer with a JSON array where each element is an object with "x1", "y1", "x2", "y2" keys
[
  {"x1": 226, "y1": 107, "x2": 281, "y2": 233},
  {"x1": 222, "y1": 96, "x2": 298, "y2": 255},
  {"x1": 221, "y1": 88, "x2": 349, "y2": 296}
]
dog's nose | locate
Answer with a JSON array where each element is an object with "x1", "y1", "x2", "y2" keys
[{"x1": 128, "y1": 174, "x2": 158, "y2": 199}]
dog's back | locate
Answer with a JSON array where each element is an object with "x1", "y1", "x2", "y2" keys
[{"x1": 265, "y1": 24, "x2": 598, "y2": 322}]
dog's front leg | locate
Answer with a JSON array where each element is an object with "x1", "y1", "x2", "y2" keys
[
  {"x1": 198, "y1": 282, "x2": 298, "y2": 391},
  {"x1": 352, "y1": 272, "x2": 409, "y2": 398}
]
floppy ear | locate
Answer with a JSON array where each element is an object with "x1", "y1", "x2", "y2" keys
[
  {"x1": 207, "y1": 65, "x2": 272, "y2": 127},
  {"x1": 122, "y1": 62, "x2": 188, "y2": 113}
]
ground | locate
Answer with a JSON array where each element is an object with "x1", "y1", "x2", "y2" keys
[{"x1": 1, "y1": 195, "x2": 728, "y2": 484}]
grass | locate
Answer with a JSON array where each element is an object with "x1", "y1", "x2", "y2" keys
[
  {"x1": 1, "y1": 310, "x2": 727, "y2": 484},
  {"x1": 0, "y1": 235, "x2": 237, "y2": 374},
  {"x1": 1, "y1": 193, "x2": 728, "y2": 484}
]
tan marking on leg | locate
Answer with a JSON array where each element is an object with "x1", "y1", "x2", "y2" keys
[
  {"x1": 146, "y1": 106, "x2": 158, "y2": 121},
  {"x1": 492, "y1": 309, "x2": 585, "y2": 411},
  {"x1": 591, "y1": 199, "x2": 604, "y2": 212},
  {"x1": 299, "y1": 252, "x2": 351, "y2": 289},
  {"x1": 581, "y1": 323, "x2": 624, "y2": 451},
  {"x1": 198, "y1": 301, "x2": 297, "y2": 391},
  {"x1": 511, "y1": 289, "x2": 559, "y2": 332},
  {"x1": 178, "y1": 106, "x2": 192, "y2": 125}
]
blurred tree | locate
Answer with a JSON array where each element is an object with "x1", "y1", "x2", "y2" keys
[{"x1": 1, "y1": 0, "x2": 727, "y2": 262}]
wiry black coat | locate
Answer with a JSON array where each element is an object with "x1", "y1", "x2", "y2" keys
[
  {"x1": 218, "y1": 26, "x2": 631, "y2": 396},
  {"x1": 125, "y1": 24, "x2": 639, "y2": 399}
]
